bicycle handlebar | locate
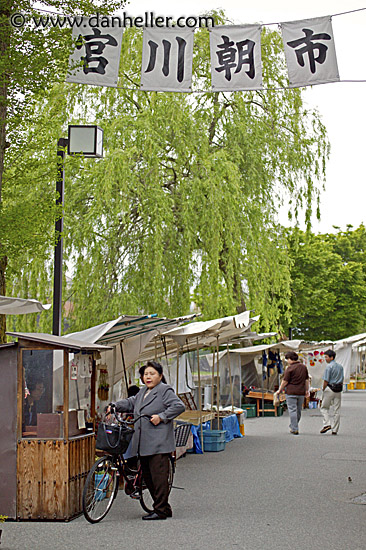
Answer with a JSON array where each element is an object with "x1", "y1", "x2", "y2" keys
[{"x1": 104, "y1": 405, "x2": 151, "y2": 426}]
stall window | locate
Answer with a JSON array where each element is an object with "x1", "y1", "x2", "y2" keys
[
  {"x1": 68, "y1": 351, "x2": 93, "y2": 436},
  {"x1": 22, "y1": 349, "x2": 63, "y2": 438}
]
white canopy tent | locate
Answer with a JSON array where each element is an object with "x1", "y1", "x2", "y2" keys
[
  {"x1": 160, "y1": 311, "x2": 262, "y2": 433},
  {"x1": 0, "y1": 295, "x2": 51, "y2": 315},
  {"x1": 334, "y1": 332, "x2": 366, "y2": 383},
  {"x1": 65, "y1": 314, "x2": 199, "y2": 402},
  {"x1": 162, "y1": 311, "x2": 260, "y2": 348},
  {"x1": 229, "y1": 339, "x2": 334, "y2": 390}
]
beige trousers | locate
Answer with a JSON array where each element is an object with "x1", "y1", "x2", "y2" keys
[{"x1": 320, "y1": 387, "x2": 342, "y2": 433}]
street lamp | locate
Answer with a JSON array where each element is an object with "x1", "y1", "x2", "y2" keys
[{"x1": 53, "y1": 125, "x2": 104, "y2": 336}]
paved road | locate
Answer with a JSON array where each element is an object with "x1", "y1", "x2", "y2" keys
[{"x1": 3, "y1": 391, "x2": 366, "y2": 550}]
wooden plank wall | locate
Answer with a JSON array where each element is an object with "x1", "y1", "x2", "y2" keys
[
  {"x1": 17, "y1": 435, "x2": 95, "y2": 520},
  {"x1": 43, "y1": 441, "x2": 68, "y2": 519},
  {"x1": 68, "y1": 435, "x2": 95, "y2": 518},
  {"x1": 17, "y1": 440, "x2": 67, "y2": 519},
  {"x1": 17, "y1": 441, "x2": 43, "y2": 520}
]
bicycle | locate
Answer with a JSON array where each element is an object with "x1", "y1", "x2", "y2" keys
[{"x1": 82, "y1": 410, "x2": 191, "y2": 524}]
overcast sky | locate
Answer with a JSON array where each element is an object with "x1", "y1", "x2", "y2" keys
[{"x1": 124, "y1": 1, "x2": 366, "y2": 234}]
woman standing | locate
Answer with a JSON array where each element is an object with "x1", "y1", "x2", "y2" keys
[
  {"x1": 109, "y1": 361, "x2": 185, "y2": 520},
  {"x1": 276, "y1": 351, "x2": 309, "y2": 435}
]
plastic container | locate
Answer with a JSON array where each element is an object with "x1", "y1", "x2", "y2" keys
[
  {"x1": 308, "y1": 401, "x2": 318, "y2": 409},
  {"x1": 94, "y1": 473, "x2": 108, "y2": 501},
  {"x1": 263, "y1": 403, "x2": 284, "y2": 416},
  {"x1": 236, "y1": 412, "x2": 245, "y2": 436},
  {"x1": 242, "y1": 404, "x2": 257, "y2": 418},
  {"x1": 202, "y1": 430, "x2": 226, "y2": 452},
  {"x1": 356, "y1": 382, "x2": 365, "y2": 390}
]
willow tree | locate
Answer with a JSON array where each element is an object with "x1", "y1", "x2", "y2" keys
[
  {"x1": 6, "y1": 16, "x2": 329, "y2": 335},
  {"x1": 0, "y1": 0, "x2": 126, "y2": 341}
]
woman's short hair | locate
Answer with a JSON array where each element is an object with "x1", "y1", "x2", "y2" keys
[
  {"x1": 139, "y1": 361, "x2": 167, "y2": 384},
  {"x1": 127, "y1": 385, "x2": 140, "y2": 397},
  {"x1": 284, "y1": 351, "x2": 299, "y2": 361}
]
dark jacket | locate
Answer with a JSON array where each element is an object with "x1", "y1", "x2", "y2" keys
[{"x1": 115, "y1": 382, "x2": 185, "y2": 456}]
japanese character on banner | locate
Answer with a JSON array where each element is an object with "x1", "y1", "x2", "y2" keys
[
  {"x1": 66, "y1": 17, "x2": 123, "y2": 87},
  {"x1": 210, "y1": 25, "x2": 263, "y2": 91},
  {"x1": 141, "y1": 28, "x2": 194, "y2": 92},
  {"x1": 281, "y1": 16, "x2": 340, "y2": 88}
]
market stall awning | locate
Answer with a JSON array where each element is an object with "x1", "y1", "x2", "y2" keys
[
  {"x1": 66, "y1": 313, "x2": 199, "y2": 372},
  {"x1": 0, "y1": 295, "x2": 51, "y2": 315},
  {"x1": 227, "y1": 339, "x2": 333, "y2": 362},
  {"x1": 6, "y1": 332, "x2": 112, "y2": 352},
  {"x1": 161, "y1": 311, "x2": 260, "y2": 347}
]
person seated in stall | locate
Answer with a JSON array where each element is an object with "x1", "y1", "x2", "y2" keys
[{"x1": 23, "y1": 378, "x2": 45, "y2": 428}]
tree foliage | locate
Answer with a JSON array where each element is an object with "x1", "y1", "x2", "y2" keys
[
  {"x1": 0, "y1": 0, "x2": 126, "y2": 340},
  {"x1": 3, "y1": 14, "x2": 330, "y2": 336},
  {"x1": 285, "y1": 225, "x2": 366, "y2": 341}
]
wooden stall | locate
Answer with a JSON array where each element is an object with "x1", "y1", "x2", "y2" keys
[
  {"x1": 0, "y1": 332, "x2": 111, "y2": 521},
  {"x1": 247, "y1": 390, "x2": 286, "y2": 417}
]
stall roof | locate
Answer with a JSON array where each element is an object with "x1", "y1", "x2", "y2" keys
[
  {"x1": 161, "y1": 311, "x2": 260, "y2": 347},
  {"x1": 0, "y1": 295, "x2": 51, "y2": 315},
  {"x1": 66, "y1": 314, "x2": 199, "y2": 345},
  {"x1": 6, "y1": 332, "x2": 112, "y2": 352},
  {"x1": 228, "y1": 339, "x2": 332, "y2": 357}
]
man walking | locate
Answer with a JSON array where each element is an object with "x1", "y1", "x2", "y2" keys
[
  {"x1": 276, "y1": 351, "x2": 310, "y2": 435},
  {"x1": 320, "y1": 349, "x2": 344, "y2": 435}
]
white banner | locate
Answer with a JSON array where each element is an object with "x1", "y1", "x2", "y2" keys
[
  {"x1": 66, "y1": 17, "x2": 123, "y2": 88},
  {"x1": 210, "y1": 25, "x2": 262, "y2": 91},
  {"x1": 281, "y1": 16, "x2": 339, "y2": 88},
  {"x1": 141, "y1": 28, "x2": 194, "y2": 92}
]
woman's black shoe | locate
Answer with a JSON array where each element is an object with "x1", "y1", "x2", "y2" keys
[{"x1": 142, "y1": 512, "x2": 166, "y2": 520}]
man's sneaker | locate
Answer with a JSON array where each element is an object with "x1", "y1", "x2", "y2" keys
[{"x1": 320, "y1": 425, "x2": 331, "y2": 434}]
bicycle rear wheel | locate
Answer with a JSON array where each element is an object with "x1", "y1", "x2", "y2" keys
[
  {"x1": 82, "y1": 456, "x2": 119, "y2": 523},
  {"x1": 139, "y1": 456, "x2": 175, "y2": 514}
]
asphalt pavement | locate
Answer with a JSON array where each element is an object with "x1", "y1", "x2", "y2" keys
[{"x1": 3, "y1": 391, "x2": 366, "y2": 550}]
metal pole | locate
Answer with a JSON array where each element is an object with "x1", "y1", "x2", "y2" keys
[
  {"x1": 52, "y1": 138, "x2": 67, "y2": 336},
  {"x1": 196, "y1": 339, "x2": 204, "y2": 453},
  {"x1": 227, "y1": 344, "x2": 234, "y2": 411},
  {"x1": 262, "y1": 363, "x2": 265, "y2": 417},
  {"x1": 211, "y1": 347, "x2": 215, "y2": 411},
  {"x1": 120, "y1": 341, "x2": 129, "y2": 394},
  {"x1": 111, "y1": 346, "x2": 117, "y2": 401},
  {"x1": 216, "y1": 337, "x2": 220, "y2": 426},
  {"x1": 176, "y1": 344, "x2": 180, "y2": 395}
]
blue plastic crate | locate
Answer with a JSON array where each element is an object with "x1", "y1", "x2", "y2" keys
[
  {"x1": 202, "y1": 430, "x2": 226, "y2": 452},
  {"x1": 94, "y1": 472, "x2": 109, "y2": 501}
]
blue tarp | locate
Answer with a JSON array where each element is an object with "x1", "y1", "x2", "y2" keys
[
  {"x1": 189, "y1": 416, "x2": 242, "y2": 451},
  {"x1": 189, "y1": 422, "x2": 211, "y2": 454},
  {"x1": 221, "y1": 414, "x2": 243, "y2": 442}
]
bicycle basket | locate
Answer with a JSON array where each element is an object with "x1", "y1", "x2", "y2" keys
[
  {"x1": 174, "y1": 423, "x2": 192, "y2": 447},
  {"x1": 96, "y1": 423, "x2": 134, "y2": 455}
]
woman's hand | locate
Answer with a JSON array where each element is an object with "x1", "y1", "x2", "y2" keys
[
  {"x1": 105, "y1": 403, "x2": 115, "y2": 418},
  {"x1": 150, "y1": 414, "x2": 161, "y2": 425}
]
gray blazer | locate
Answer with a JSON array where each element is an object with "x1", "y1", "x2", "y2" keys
[{"x1": 115, "y1": 383, "x2": 185, "y2": 457}]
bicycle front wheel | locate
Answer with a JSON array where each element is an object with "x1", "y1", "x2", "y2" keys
[
  {"x1": 139, "y1": 455, "x2": 175, "y2": 514},
  {"x1": 82, "y1": 456, "x2": 119, "y2": 523}
]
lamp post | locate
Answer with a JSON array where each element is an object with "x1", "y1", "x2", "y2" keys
[{"x1": 52, "y1": 125, "x2": 103, "y2": 336}]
